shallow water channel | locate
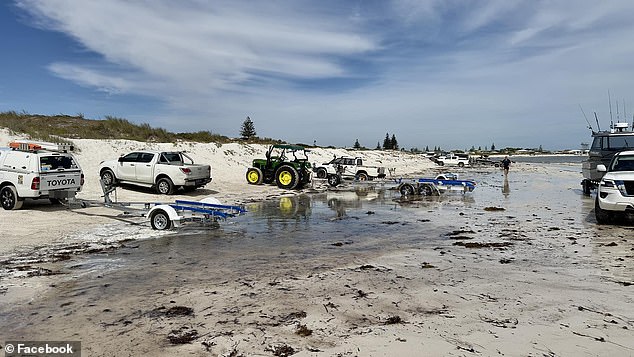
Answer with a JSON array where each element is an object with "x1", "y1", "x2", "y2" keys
[{"x1": 1, "y1": 163, "x2": 632, "y2": 346}]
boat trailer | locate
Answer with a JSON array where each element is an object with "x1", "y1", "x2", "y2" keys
[
  {"x1": 73, "y1": 181, "x2": 246, "y2": 230},
  {"x1": 396, "y1": 174, "x2": 476, "y2": 196}
]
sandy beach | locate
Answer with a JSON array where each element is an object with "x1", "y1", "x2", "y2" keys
[{"x1": 0, "y1": 131, "x2": 633, "y2": 356}]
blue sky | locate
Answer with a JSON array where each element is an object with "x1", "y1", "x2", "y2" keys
[{"x1": 1, "y1": 0, "x2": 634, "y2": 150}]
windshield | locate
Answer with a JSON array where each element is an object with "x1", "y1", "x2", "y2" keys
[
  {"x1": 40, "y1": 155, "x2": 79, "y2": 171},
  {"x1": 609, "y1": 154, "x2": 634, "y2": 172}
]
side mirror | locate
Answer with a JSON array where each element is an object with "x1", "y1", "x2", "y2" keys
[{"x1": 596, "y1": 164, "x2": 607, "y2": 172}]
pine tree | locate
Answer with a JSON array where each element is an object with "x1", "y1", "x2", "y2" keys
[
  {"x1": 491, "y1": 142, "x2": 496, "y2": 151},
  {"x1": 383, "y1": 133, "x2": 391, "y2": 149},
  {"x1": 390, "y1": 134, "x2": 398, "y2": 150},
  {"x1": 425, "y1": 145, "x2": 429, "y2": 152},
  {"x1": 240, "y1": 116, "x2": 257, "y2": 139},
  {"x1": 375, "y1": 142, "x2": 381, "y2": 150},
  {"x1": 353, "y1": 139, "x2": 361, "y2": 149}
]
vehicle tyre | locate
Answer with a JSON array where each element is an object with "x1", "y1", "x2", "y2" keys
[
  {"x1": 594, "y1": 197, "x2": 612, "y2": 224},
  {"x1": 418, "y1": 183, "x2": 435, "y2": 196},
  {"x1": 246, "y1": 167, "x2": 264, "y2": 185},
  {"x1": 399, "y1": 183, "x2": 415, "y2": 196},
  {"x1": 156, "y1": 177, "x2": 174, "y2": 195},
  {"x1": 100, "y1": 169, "x2": 117, "y2": 187},
  {"x1": 582, "y1": 180, "x2": 592, "y2": 195},
  {"x1": 438, "y1": 162, "x2": 444, "y2": 166},
  {"x1": 458, "y1": 162, "x2": 465, "y2": 167},
  {"x1": 1, "y1": 186, "x2": 23, "y2": 210},
  {"x1": 327, "y1": 174, "x2": 341, "y2": 187},
  {"x1": 356, "y1": 172, "x2": 369, "y2": 181},
  {"x1": 316, "y1": 168, "x2": 327, "y2": 179},
  {"x1": 150, "y1": 209, "x2": 172, "y2": 230},
  {"x1": 275, "y1": 165, "x2": 299, "y2": 190}
]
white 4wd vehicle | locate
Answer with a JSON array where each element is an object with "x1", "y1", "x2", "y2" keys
[
  {"x1": 98, "y1": 151, "x2": 212, "y2": 195},
  {"x1": 436, "y1": 153, "x2": 470, "y2": 167},
  {"x1": 595, "y1": 150, "x2": 634, "y2": 224},
  {"x1": 0, "y1": 141, "x2": 84, "y2": 210},
  {"x1": 314, "y1": 156, "x2": 386, "y2": 181}
]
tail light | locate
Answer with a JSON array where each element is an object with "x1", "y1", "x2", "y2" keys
[
  {"x1": 81, "y1": 173, "x2": 85, "y2": 186},
  {"x1": 180, "y1": 168, "x2": 192, "y2": 174},
  {"x1": 31, "y1": 177, "x2": 41, "y2": 190}
]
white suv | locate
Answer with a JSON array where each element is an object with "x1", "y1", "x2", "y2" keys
[{"x1": 595, "y1": 150, "x2": 634, "y2": 223}]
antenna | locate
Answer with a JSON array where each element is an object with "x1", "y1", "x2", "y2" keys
[
  {"x1": 579, "y1": 105, "x2": 593, "y2": 131},
  {"x1": 608, "y1": 89, "x2": 612, "y2": 122},
  {"x1": 594, "y1": 112, "x2": 601, "y2": 132}
]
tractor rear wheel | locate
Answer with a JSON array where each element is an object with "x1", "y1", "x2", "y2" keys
[
  {"x1": 275, "y1": 165, "x2": 300, "y2": 190},
  {"x1": 246, "y1": 167, "x2": 264, "y2": 185}
]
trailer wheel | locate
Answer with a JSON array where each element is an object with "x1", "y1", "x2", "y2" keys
[
  {"x1": 316, "y1": 168, "x2": 327, "y2": 179},
  {"x1": 458, "y1": 162, "x2": 465, "y2": 167},
  {"x1": 418, "y1": 183, "x2": 435, "y2": 196},
  {"x1": 399, "y1": 183, "x2": 415, "y2": 196},
  {"x1": 327, "y1": 174, "x2": 341, "y2": 187},
  {"x1": 150, "y1": 209, "x2": 172, "y2": 230},
  {"x1": 1, "y1": 185, "x2": 23, "y2": 210},
  {"x1": 355, "y1": 172, "x2": 369, "y2": 181},
  {"x1": 156, "y1": 177, "x2": 174, "y2": 195},
  {"x1": 582, "y1": 180, "x2": 592, "y2": 195}
]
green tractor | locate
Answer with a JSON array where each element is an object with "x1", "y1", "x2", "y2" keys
[{"x1": 246, "y1": 144, "x2": 312, "y2": 189}]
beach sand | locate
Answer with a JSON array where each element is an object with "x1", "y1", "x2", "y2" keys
[{"x1": 0, "y1": 131, "x2": 633, "y2": 356}]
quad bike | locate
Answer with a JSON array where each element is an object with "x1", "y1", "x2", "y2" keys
[{"x1": 245, "y1": 145, "x2": 312, "y2": 190}]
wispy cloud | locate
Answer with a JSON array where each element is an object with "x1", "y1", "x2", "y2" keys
[{"x1": 12, "y1": 0, "x2": 634, "y2": 149}]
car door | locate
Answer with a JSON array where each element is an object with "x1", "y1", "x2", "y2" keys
[
  {"x1": 135, "y1": 152, "x2": 155, "y2": 183},
  {"x1": 117, "y1": 152, "x2": 140, "y2": 180}
]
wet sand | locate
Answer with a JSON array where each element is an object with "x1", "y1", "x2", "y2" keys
[{"x1": 1, "y1": 163, "x2": 633, "y2": 356}]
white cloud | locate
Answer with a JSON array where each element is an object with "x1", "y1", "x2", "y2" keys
[{"x1": 12, "y1": 0, "x2": 634, "y2": 149}]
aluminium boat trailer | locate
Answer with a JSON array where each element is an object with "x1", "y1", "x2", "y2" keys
[
  {"x1": 396, "y1": 174, "x2": 476, "y2": 196},
  {"x1": 71, "y1": 181, "x2": 246, "y2": 230},
  {"x1": 320, "y1": 172, "x2": 476, "y2": 196}
]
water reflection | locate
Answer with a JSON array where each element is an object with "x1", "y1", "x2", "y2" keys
[{"x1": 502, "y1": 177, "x2": 510, "y2": 197}]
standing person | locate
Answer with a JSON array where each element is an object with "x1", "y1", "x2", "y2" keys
[{"x1": 502, "y1": 156, "x2": 511, "y2": 176}]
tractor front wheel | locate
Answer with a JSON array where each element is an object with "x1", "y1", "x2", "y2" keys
[
  {"x1": 275, "y1": 165, "x2": 300, "y2": 190},
  {"x1": 246, "y1": 167, "x2": 263, "y2": 185}
]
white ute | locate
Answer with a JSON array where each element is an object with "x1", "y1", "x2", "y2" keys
[
  {"x1": 0, "y1": 140, "x2": 84, "y2": 210},
  {"x1": 314, "y1": 156, "x2": 386, "y2": 181},
  {"x1": 435, "y1": 153, "x2": 470, "y2": 167},
  {"x1": 595, "y1": 150, "x2": 634, "y2": 223},
  {"x1": 98, "y1": 151, "x2": 212, "y2": 195}
]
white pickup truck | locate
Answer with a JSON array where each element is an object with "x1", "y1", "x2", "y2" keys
[
  {"x1": 98, "y1": 151, "x2": 212, "y2": 195},
  {"x1": 314, "y1": 156, "x2": 386, "y2": 181},
  {"x1": 0, "y1": 141, "x2": 84, "y2": 210},
  {"x1": 435, "y1": 153, "x2": 470, "y2": 167}
]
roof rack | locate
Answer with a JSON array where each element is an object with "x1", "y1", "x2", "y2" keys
[{"x1": 8, "y1": 140, "x2": 74, "y2": 153}]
